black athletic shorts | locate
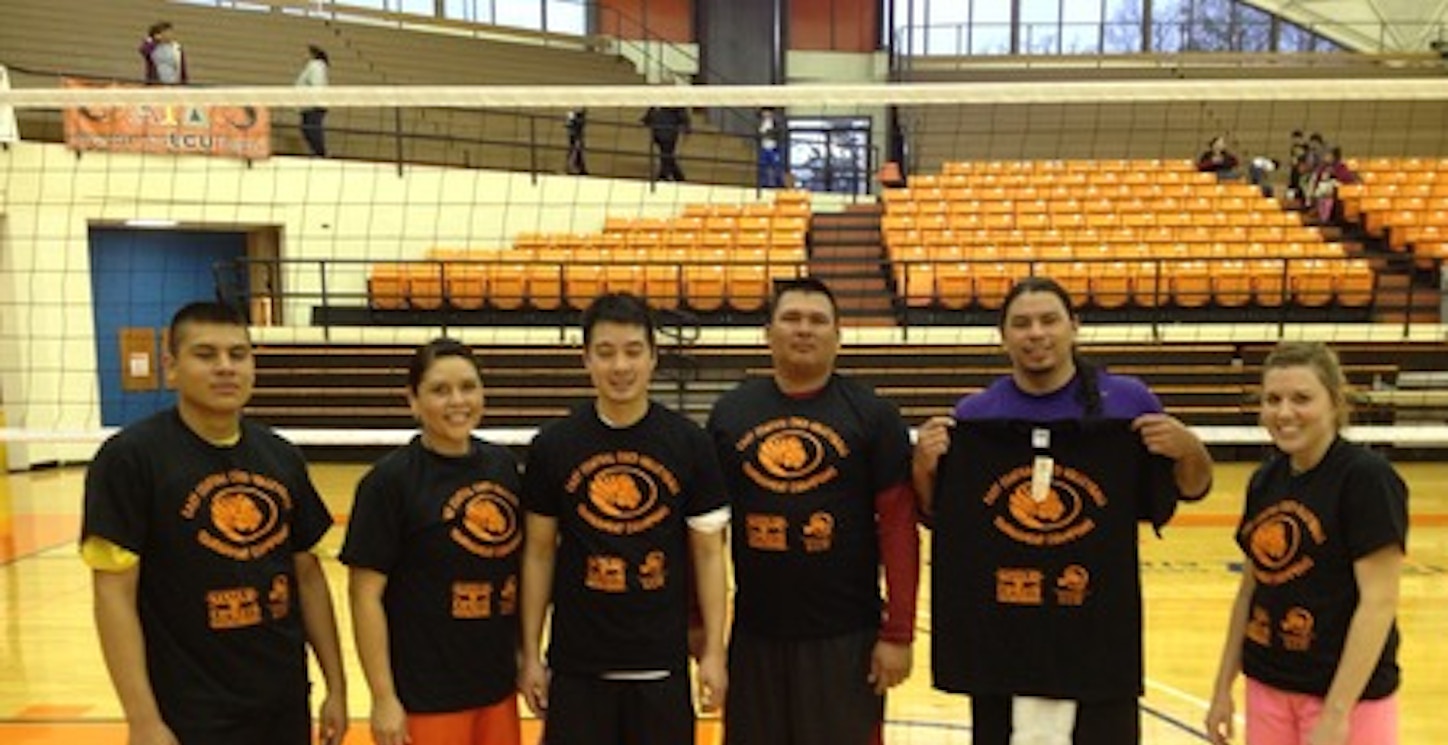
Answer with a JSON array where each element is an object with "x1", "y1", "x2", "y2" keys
[
  {"x1": 170, "y1": 697, "x2": 311, "y2": 745},
  {"x1": 543, "y1": 672, "x2": 694, "y2": 745}
]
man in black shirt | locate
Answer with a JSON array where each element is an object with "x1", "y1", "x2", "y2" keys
[{"x1": 519, "y1": 292, "x2": 729, "y2": 745}]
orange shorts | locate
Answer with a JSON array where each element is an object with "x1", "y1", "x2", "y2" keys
[{"x1": 407, "y1": 695, "x2": 522, "y2": 745}]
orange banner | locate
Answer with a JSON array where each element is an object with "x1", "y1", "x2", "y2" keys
[{"x1": 62, "y1": 78, "x2": 270, "y2": 160}]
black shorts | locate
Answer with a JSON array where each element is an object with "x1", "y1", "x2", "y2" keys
[
  {"x1": 970, "y1": 694, "x2": 1140, "y2": 745},
  {"x1": 724, "y1": 628, "x2": 884, "y2": 745},
  {"x1": 543, "y1": 672, "x2": 693, "y2": 745},
  {"x1": 170, "y1": 698, "x2": 311, "y2": 745}
]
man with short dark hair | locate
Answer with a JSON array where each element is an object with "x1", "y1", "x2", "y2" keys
[
  {"x1": 83, "y1": 301, "x2": 347, "y2": 745},
  {"x1": 519, "y1": 292, "x2": 729, "y2": 745},
  {"x1": 708, "y1": 277, "x2": 919, "y2": 745}
]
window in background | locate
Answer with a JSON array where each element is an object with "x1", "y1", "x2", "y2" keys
[
  {"x1": 1102, "y1": 0, "x2": 1145, "y2": 52},
  {"x1": 971, "y1": 0, "x2": 1012, "y2": 55},
  {"x1": 1062, "y1": 0, "x2": 1105, "y2": 54}
]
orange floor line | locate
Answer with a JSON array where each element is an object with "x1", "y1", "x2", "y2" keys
[{"x1": 0, "y1": 514, "x2": 80, "y2": 563}]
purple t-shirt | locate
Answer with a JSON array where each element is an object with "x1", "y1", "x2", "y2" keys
[{"x1": 954, "y1": 370, "x2": 1163, "y2": 421}]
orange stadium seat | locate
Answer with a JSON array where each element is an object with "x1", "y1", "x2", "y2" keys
[
  {"x1": 728, "y1": 265, "x2": 771, "y2": 312},
  {"x1": 603, "y1": 265, "x2": 646, "y2": 296},
  {"x1": 1132, "y1": 262, "x2": 1164, "y2": 308},
  {"x1": 526, "y1": 264, "x2": 564, "y2": 310},
  {"x1": 685, "y1": 265, "x2": 727, "y2": 312},
  {"x1": 972, "y1": 263, "x2": 1024, "y2": 310},
  {"x1": 1333, "y1": 259, "x2": 1375, "y2": 307},
  {"x1": 643, "y1": 265, "x2": 681, "y2": 309},
  {"x1": 367, "y1": 264, "x2": 407, "y2": 310},
  {"x1": 1090, "y1": 262, "x2": 1134, "y2": 309},
  {"x1": 406, "y1": 264, "x2": 445, "y2": 310},
  {"x1": 487, "y1": 263, "x2": 528, "y2": 310},
  {"x1": 1210, "y1": 260, "x2": 1252, "y2": 308},
  {"x1": 901, "y1": 264, "x2": 936, "y2": 308},
  {"x1": 444, "y1": 264, "x2": 486, "y2": 310},
  {"x1": 934, "y1": 263, "x2": 973, "y2": 310},
  {"x1": 1252, "y1": 260, "x2": 1287, "y2": 307},
  {"x1": 562, "y1": 264, "x2": 603, "y2": 308},
  {"x1": 1166, "y1": 261, "x2": 1211, "y2": 308},
  {"x1": 1288, "y1": 260, "x2": 1333, "y2": 307}
]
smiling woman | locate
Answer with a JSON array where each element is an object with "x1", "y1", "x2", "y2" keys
[{"x1": 1207, "y1": 342, "x2": 1409, "y2": 745}]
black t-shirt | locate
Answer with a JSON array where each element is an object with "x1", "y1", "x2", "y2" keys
[
  {"x1": 930, "y1": 420, "x2": 1177, "y2": 700},
  {"x1": 707, "y1": 375, "x2": 912, "y2": 640},
  {"x1": 1238, "y1": 438, "x2": 1407, "y2": 699},
  {"x1": 81, "y1": 409, "x2": 333, "y2": 729},
  {"x1": 521, "y1": 402, "x2": 728, "y2": 675},
  {"x1": 340, "y1": 436, "x2": 522, "y2": 712}
]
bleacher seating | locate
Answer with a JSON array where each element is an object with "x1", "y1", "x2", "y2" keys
[
  {"x1": 364, "y1": 191, "x2": 814, "y2": 314},
  {"x1": 247, "y1": 341, "x2": 1444, "y2": 449},
  {"x1": 883, "y1": 158, "x2": 1376, "y2": 311},
  {"x1": 1337, "y1": 157, "x2": 1448, "y2": 269}
]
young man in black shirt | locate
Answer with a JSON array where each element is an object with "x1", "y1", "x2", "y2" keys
[
  {"x1": 82, "y1": 301, "x2": 347, "y2": 745},
  {"x1": 519, "y1": 292, "x2": 729, "y2": 745}
]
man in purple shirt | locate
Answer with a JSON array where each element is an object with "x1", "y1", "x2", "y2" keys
[{"x1": 912, "y1": 276, "x2": 1213, "y2": 745}]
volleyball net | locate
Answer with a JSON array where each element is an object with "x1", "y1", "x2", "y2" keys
[{"x1": 0, "y1": 79, "x2": 1444, "y2": 466}]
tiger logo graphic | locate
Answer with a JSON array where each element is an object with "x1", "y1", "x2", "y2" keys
[
  {"x1": 591, "y1": 471, "x2": 644, "y2": 515},
  {"x1": 1008, "y1": 482, "x2": 1068, "y2": 529},
  {"x1": 210, "y1": 491, "x2": 270, "y2": 544},
  {"x1": 759, "y1": 433, "x2": 809, "y2": 477},
  {"x1": 465, "y1": 498, "x2": 509, "y2": 540}
]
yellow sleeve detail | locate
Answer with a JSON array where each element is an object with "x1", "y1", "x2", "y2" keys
[{"x1": 81, "y1": 536, "x2": 140, "y2": 572}]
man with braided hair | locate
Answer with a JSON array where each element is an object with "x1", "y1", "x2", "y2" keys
[{"x1": 913, "y1": 276, "x2": 1213, "y2": 745}]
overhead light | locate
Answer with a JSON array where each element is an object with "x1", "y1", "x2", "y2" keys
[{"x1": 124, "y1": 219, "x2": 179, "y2": 228}]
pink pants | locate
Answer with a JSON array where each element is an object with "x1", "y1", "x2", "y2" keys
[{"x1": 1246, "y1": 678, "x2": 1397, "y2": 745}]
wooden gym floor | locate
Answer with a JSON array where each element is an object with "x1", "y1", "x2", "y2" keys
[{"x1": 1, "y1": 461, "x2": 1444, "y2": 744}]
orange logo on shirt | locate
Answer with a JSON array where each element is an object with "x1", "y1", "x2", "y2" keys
[
  {"x1": 639, "y1": 551, "x2": 666, "y2": 590},
  {"x1": 444, "y1": 481, "x2": 521, "y2": 559},
  {"x1": 745, "y1": 513, "x2": 788, "y2": 551},
  {"x1": 801, "y1": 511, "x2": 834, "y2": 552},
  {"x1": 735, "y1": 417, "x2": 847, "y2": 495},
  {"x1": 267, "y1": 575, "x2": 290, "y2": 619},
  {"x1": 1055, "y1": 564, "x2": 1090, "y2": 606},
  {"x1": 566, "y1": 451, "x2": 679, "y2": 535},
  {"x1": 207, "y1": 586, "x2": 263, "y2": 629},
  {"x1": 452, "y1": 581, "x2": 493, "y2": 619},
  {"x1": 182, "y1": 470, "x2": 294, "y2": 561},
  {"x1": 586, "y1": 555, "x2": 628, "y2": 593},
  {"x1": 1280, "y1": 607, "x2": 1315, "y2": 651},
  {"x1": 759, "y1": 433, "x2": 818, "y2": 477},
  {"x1": 996, "y1": 568, "x2": 1044, "y2": 605},
  {"x1": 592, "y1": 471, "x2": 650, "y2": 516},
  {"x1": 984, "y1": 464, "x2": 1105, "y2": 547},
  {"x1": 1241, "y1": 500, "x2": 1326, "y2": 586},
  {"x1": 1246, "y1": 605, "x2": 1271, "y2": 646},
  {"x1": 499, "y1": 575, "x2": 517, "y2": 616}
]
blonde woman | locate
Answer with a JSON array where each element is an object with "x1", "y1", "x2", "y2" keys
[{"x1": 1207, "y1": 341, "x2": 1407, "y2": 745}]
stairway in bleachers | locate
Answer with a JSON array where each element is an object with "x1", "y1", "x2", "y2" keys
[{"x1": 807, "y1": 205, "x2": 897, "y2": 327}]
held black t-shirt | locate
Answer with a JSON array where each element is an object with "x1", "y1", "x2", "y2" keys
[
  {"x1": 341, "y1": 436, "x2": 523, "y2": 712},
  {"x1": 930, "y1": 419, "x2": 1177, "y2": 701},
  {"x1": 81, "y1": 409, "x2": 332, "y2": 729}
]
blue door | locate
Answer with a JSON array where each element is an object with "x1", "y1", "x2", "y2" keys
[{"x1": 89, "y1": 228, "x2": 246, "y2": 426}]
